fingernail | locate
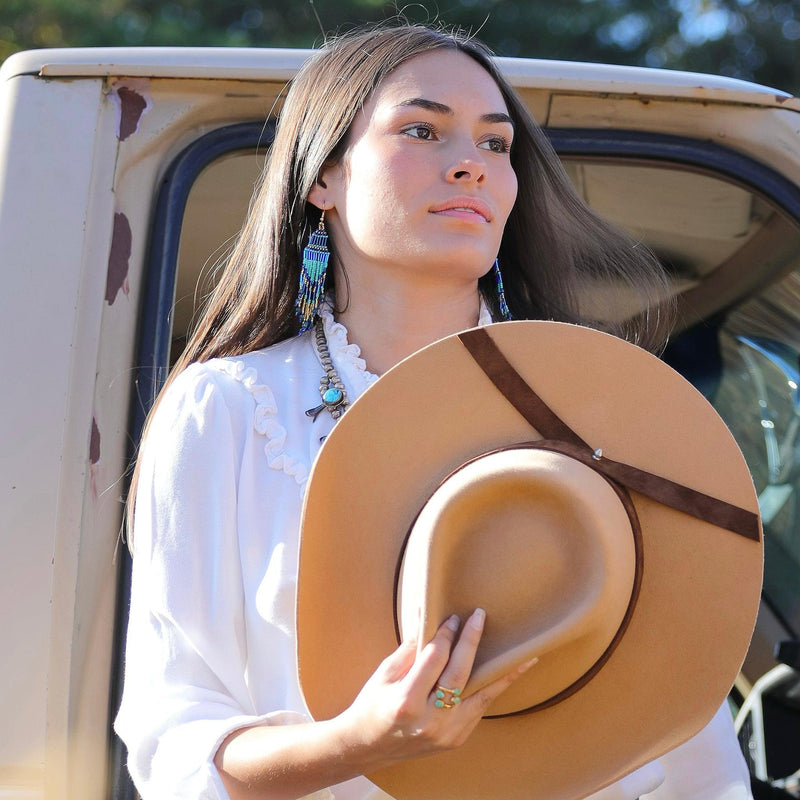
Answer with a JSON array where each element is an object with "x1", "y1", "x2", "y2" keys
[
  {"x1": 518, "y1": 656, "x2": 539, "y2": 674},
  {"x1": 470, "y1": 608, "x2": 485, "y2": 630},
  {"x1": 446, "y1": 614, "x2": 461, "y2": 632}
]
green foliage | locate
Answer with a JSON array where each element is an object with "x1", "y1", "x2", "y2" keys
[{"x1": 0, "y1": 0, "x2": 797, "y2": 94}]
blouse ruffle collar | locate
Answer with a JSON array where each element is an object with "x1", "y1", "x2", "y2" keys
[
  {"x1": 211, "y1": 358, "x2": 311, "y2": 486},
  {"x1": 317, "y1": 295, "x2": 493, "y2": 392},
  {"x1": 211, "y1": 296, "x2": 494, "y2": 488},
  {"x1": 317, "y1": 303, "x2": 380, "y2": 398}
]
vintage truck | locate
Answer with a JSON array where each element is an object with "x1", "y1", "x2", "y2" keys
[{"x1": 0, "y1": 46, "x2": 798, "y2": 799}]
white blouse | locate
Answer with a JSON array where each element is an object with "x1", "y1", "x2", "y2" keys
[{"x1": 115, "y1": 304, "x2": 752, "y2": 800}]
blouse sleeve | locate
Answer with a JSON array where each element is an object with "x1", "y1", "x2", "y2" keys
[
  {"x1": 642, "y1": 702, "x2": 753, "y2": 800},
  {"x1": 114, "y1": 364, "x2": 290, "y2": 800}
]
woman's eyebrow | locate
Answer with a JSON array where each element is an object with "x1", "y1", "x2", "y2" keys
[
  {"x1": 395, "y1": 98, "x2": 514, "y2": 127},
  {"x1": 482, "y1": 112, "x2": 515, "y2": 128},
  {"x1": 395, "y1": 97, "x2": 453, "y2": 115}
]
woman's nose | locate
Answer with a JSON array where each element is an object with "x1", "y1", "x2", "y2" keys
[{"x1": 446, "y1": 152, "x2": 486, "y2": 184}]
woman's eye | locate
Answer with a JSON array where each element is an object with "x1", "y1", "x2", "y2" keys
[
  {"x1": 403, "y1": 124, "x2": 435, "y2": 140},
  {"x1": 479, "y1": 136, "x2": 511, "y2": 154}
]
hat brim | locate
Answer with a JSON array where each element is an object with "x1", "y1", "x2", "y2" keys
[{"x1": 297, "y1": 320, "x2": 762, "y2": 800}]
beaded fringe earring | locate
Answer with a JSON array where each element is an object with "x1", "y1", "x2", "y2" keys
[
  {"x1": 492, "y1": 259, "x2": 512, "y2": 321},
  {"x1": 296, "y1": 211, "x2": 330, "y2": 334}
]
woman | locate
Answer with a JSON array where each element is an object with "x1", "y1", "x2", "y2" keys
[{"x1": 115, "y1": 23, "x2": 751, "y2": 800}]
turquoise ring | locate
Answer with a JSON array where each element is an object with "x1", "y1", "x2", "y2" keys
[{"x1": 433, "y1": 684, "x2": 462, "y2": 709}]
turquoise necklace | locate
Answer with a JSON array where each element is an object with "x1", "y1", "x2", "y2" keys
[{"x1": 305, "y1": 318, "x2": 349, "y2": 421}]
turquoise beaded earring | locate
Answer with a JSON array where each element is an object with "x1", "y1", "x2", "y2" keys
[
  {"x1": 296, "y1": 210, "x2": 330, "y2": 334},
  {"x1": 492, "y1": 259, "x2": 512, "y2": 321}
]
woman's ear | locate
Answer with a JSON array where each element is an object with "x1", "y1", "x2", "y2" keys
[
  {"x1": 307, "y1": 160, "x2": 343, "y2": 211},
  {"x1": 307, "y1": 177, "x2": 328, "y2": 212}
]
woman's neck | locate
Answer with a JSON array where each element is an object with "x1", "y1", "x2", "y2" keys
[{"x1": 333, "y1": 280, "x2": 482, "y2": 376}]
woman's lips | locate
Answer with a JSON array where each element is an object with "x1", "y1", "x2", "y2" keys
[{"x1": 429, "y1": 197, "x2": 492, "y2": 223}]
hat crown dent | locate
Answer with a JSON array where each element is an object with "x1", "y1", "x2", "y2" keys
[{"x1": 397, "y1": 448, "x2": 637, "y2": 715}]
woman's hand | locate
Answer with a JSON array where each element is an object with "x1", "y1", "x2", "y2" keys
[
  {"x1": 216, "y1": 609, "x2": 534, "y2": 800},
  {"x1": 334, "y1": 609, "x2": 536, "y2": 772}
]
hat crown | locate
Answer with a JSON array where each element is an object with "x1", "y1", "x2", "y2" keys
[{"x1": 398, "y1": 448, "x2": 637, "y2": 715}]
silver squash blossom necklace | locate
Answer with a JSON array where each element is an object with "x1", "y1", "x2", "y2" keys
[{"x1": 305, "y1": 318, "x2": 349, "y2": 421}]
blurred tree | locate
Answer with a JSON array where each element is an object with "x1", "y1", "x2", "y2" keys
[{"x1": 0, "y1": 0, "x2": 797, "y2": 94}]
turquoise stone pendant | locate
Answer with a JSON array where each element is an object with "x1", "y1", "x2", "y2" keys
[
  {"x1": 323, "y1": 386, "x2": 343, "y2": 405},
  {"x1": 305, "y1": 376, "x2": 347, "y2": 421}
]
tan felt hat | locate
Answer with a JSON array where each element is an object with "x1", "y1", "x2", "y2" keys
[{"x1": 297, "y1": 321, "x2": 762, "y2": 800}]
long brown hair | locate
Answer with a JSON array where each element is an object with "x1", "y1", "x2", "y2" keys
[{"x1": 127, "y1": 23, "x2": 673, "y2": 541}]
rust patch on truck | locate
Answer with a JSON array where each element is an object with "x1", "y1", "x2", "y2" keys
[
  {"x1": 106, "y1": 212, "x2": 131, "y2": 304},
  {"x1": 90, "y1": 416, "x2": 101, "y2": 500},
  {"x1": 109, "y1": 78, "x2": 152, "y2": 141},
  {"x1": 90, "y1": 417, "x2": 101, "y2": 464},
  {"x1": 117, "y1": 87, "x2": 148, "y2": 140}
]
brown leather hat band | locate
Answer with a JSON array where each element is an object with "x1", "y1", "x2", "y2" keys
[
  {"x1": 458, "y1": 328, "x2": 760, "y2": 543},
  {"x1": 459, "y1": 327, "x2": 590, "y2": 449}
]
